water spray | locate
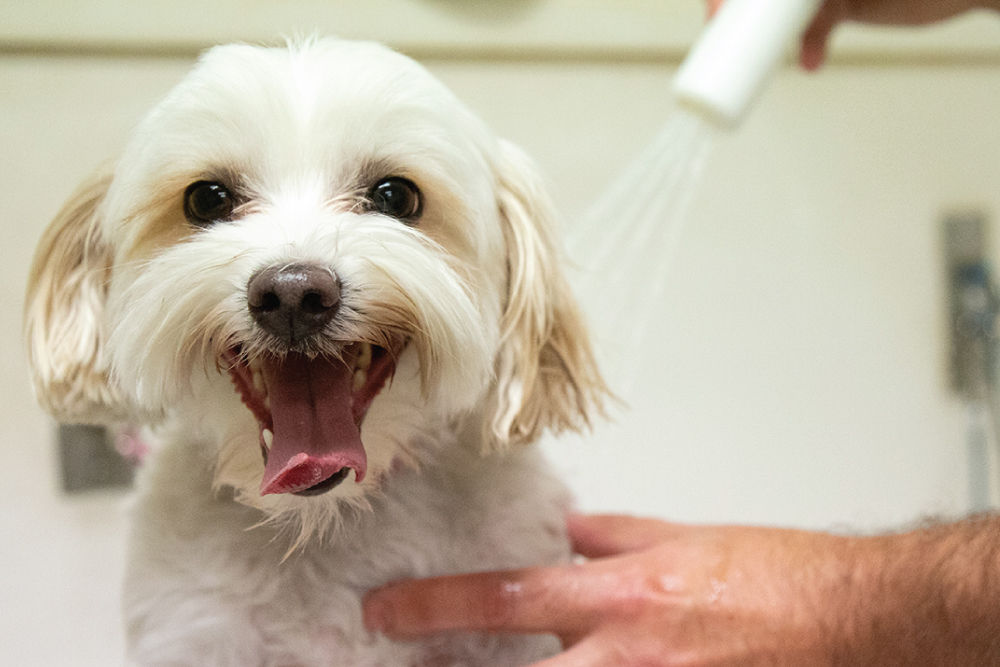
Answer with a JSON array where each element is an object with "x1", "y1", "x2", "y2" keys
[
  {"x1": 672, "y1": 0, "x2": 823, "y2": 129},
  {"x1": 575, "y1": 0, "x2": 825, "y2": 391}
]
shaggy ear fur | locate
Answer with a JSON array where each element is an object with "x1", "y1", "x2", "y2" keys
[
  {"x1": 487, "y1": 140, "x2": 608, "y2": 449},
  {"x1": 24, "y1": 168, "x2": 126, "y2": 424}
]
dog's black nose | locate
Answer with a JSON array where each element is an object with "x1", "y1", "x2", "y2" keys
[{"x1": 247, "y1": 264, "x2": 340, "y2": 344}]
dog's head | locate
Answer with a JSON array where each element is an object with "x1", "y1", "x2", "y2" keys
[{"x1": 25, "y1": 38, "x2": 605, "y2": 532}]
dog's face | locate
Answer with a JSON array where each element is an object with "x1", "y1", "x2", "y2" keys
[{"x1": 25, "y1": 39, "x2": 604, "y2": 535}]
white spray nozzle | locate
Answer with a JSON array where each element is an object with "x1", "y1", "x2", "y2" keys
[{"x1": 672, "y1": 0, "x2": 822, "y2": 129}]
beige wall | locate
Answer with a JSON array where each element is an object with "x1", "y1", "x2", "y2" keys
[{"x1": 2, "y1": 3, "x2": 999, "y2": 664}]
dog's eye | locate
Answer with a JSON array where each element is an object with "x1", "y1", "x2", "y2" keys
[
  {"x1": 184, "y1": 181, "x2": 236, "y2": 226},
  {"x1": 368, "y1": 177, "x2": 422, "y2": 222}
]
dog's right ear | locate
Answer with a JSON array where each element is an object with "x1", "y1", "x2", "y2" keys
[{"x1": 24, "y1": 168, "x2": 126, "y2": 424}]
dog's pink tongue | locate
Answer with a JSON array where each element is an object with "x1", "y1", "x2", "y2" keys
[{"x1": 259, "y1": 353, "x2": 367, "y2": 495}]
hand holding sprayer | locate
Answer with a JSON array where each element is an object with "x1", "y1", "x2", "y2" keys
[{"x1": 673, "y1": 0, "x2": 824, "y2": 129}]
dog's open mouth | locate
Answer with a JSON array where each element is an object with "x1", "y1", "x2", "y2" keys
[{"x1": 224, "y1": 342, "x2": 396, "y2": 497}]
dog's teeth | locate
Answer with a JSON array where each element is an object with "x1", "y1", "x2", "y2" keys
[
  {"x1": 262, "y1": 428, "x2": 273, "y2": 450},
  {"x1": 353, "y1": 369, "x2": 368, "y2": 392},
  {"x1": 356, "y1": 342, "x2": 372, "y2": 373}
]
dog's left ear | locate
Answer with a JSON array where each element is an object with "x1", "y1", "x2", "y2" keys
[{"x1": 486, "y1": 140, "x2": 608, "y2": 449}]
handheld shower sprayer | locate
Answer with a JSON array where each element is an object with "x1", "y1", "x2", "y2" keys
[{"x1": 673, "y1": 0, "x2": 823, "y2": 128}]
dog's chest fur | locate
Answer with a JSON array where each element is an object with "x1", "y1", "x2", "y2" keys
[{"x1": 123, "y1": 429, "x2": 568, "y2": 666}]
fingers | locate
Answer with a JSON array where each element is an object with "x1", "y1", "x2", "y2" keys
[
  {"x1": 364, "y1": 515, "x2": 678, "y2": 640},
  {"x1": 799, "y1": 1, "x2": 842, "y2": 70},
  {"x1": 527, "y1": 634, "x2": 627, "y2": 667},
  {"x1": 568, "y1": 514, "x2": 679, "y2": 559},
  {"x1": 706, "y1": 0, "x2": 836, "y2": 71},
  {"x1": 364, "y1": 564, "x2": 605, "y2": 640}
]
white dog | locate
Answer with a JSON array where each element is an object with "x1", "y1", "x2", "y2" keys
[{"x1": 24, "y1": 38, "x2": 606, "y2": 666}]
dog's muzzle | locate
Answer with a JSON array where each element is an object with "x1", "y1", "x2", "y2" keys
[{"x1": 224, "y1": 262, "x2": 400, "y2": 498}]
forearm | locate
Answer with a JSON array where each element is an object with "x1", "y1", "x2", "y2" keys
[{"x1": 831, "y1": 515, "x2": 1000, "y2": 664}]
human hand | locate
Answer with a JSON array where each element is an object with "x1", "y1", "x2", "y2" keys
[
  {"x1": 363, "y1": 514, "x2": 854, "y2": 666},
  {"x1": 706, "y1": 0, "x2": 1000, "y2": 70}
]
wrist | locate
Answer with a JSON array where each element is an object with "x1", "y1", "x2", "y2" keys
[{"x1": 826, "y1": 518, "x2": 1000, "y2": 664}]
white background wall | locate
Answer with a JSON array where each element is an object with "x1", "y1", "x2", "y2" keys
[{"x1": 2, "y1": 2, "x2": 999, "y2": 664}]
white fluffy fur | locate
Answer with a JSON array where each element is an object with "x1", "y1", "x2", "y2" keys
[{"x1": 25, "y1": 38, "x2": 606, "y2": 666}]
